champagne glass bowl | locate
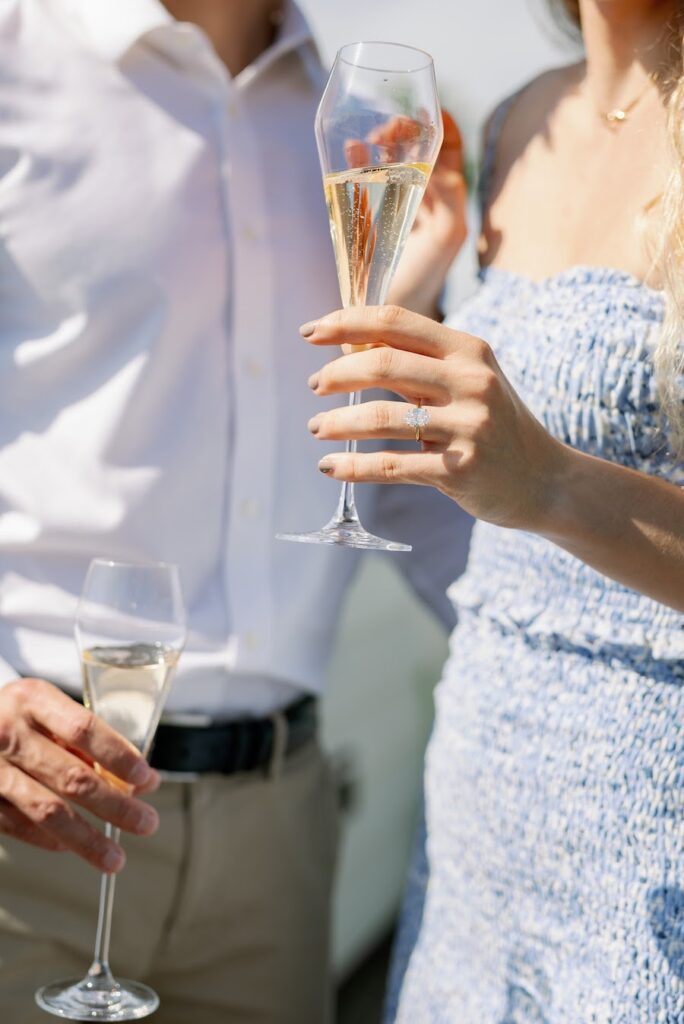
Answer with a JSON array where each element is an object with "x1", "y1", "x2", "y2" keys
[{"x1": 277, "y1": 41, "x2": 443, "y2": 551}]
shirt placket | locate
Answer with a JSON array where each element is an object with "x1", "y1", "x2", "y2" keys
[{"x1": 216, "y1": 80, "x2": 276, "y2": 673}]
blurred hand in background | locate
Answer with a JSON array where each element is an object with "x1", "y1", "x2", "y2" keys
[{"x1": 388, "y1": 110, "x2": 467, "y2": 318}]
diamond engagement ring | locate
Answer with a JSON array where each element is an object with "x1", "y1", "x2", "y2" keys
[{"x1": 405, "y1": 402, "x2": 430, "y2": 442}]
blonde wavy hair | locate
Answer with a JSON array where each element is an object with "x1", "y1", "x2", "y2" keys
[{"x1": 552, "y1": 0, "x2": 684, "y2": 454}]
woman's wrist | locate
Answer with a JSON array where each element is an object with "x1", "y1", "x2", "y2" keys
[
  {"x1": 392, "y1": 284, "x2": 445, "y2": 321},
  {"x1": 388, "y1": 250, "x2": 458, "y2": 319},
  {"x1": 523, "y1": 435, "x2": 583, "y2": 539},
  {"x1": 534, "y1": 442, "x2": 633, "y2": 548},
  {"x1": 525, "y1": 440, "x2": 684, "y2": 611}
]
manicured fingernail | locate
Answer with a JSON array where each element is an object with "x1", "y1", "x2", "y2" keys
[
  {"x1": 300, "y1": 320, "x2": 317, "y2": 337},
  {"x1": 308, "y1": 415, "x2": 321, "y2": 435},
  {"x1": 308, "y1": 373, "x2": 319, "y2": 391},
  {"x1": 127, "y1": 760, "x2": 153, "y2": 787},
  {"x1": 103, "y1": 846, "x2": 126, "y2": 874},
  {"x1": 318, "y1": 460, "x2": 334, "y2": 474}
]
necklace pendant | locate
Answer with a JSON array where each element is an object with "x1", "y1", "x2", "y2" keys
[{"x1": 605, "y1": 108, "x2": 627, "y2": 126}]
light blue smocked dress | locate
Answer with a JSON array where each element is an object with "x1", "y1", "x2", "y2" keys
[{"x1": 385, "y1": 116, "x2": 684, "y2": 1024}]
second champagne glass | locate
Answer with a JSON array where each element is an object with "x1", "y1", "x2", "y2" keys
[
  {"x1": 35, "y1": 559, "x2": 185, "y2": 1021},
  {"x1": 278, "y1": 41, "x2": 443, "y2": 550}
]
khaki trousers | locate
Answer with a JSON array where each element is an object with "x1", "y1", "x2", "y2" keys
[{"x1": 0, "y1": 738, "x2": 338, "y2": 1024}]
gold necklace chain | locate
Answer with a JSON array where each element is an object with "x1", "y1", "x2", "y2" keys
[{"x1": 597, "y1": 79, "x2": 655, "y2": 128}]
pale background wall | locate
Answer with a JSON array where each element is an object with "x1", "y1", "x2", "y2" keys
[
  {"x1": 296, "y1": 0, "x2": 579, "y2": 978},
  {"x1": 298, "y1": 0, "x2": 579, "y2": 150}
]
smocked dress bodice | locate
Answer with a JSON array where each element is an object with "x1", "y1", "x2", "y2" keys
[
  {"x1": 446, "y1": 265, "x2": 683, "y2": 671},
  {"x1": 387, "y1": 264, "x2": 684, "y2": 1024}
]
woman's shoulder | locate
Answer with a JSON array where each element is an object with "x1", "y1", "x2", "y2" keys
[
  {"x1": 483, "y1": 62, "x2": 582, "y2": 155},
  {"x1": 479, "y1": 63, "x2": 582, "y2": 210}
]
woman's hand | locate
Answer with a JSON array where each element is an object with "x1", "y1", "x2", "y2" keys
[
  {"x1": 0, "y1": 678, "x2": 160, "y2": 871},
  {"x1": 386, "y1": 111, "x2": 467, "y2": 318},
  {"x1": 302, "y1": 305, "x2": 567, "y2": 530},
  {"x1": 301, "y1": 305, "x2": 684, "y2": 612}
]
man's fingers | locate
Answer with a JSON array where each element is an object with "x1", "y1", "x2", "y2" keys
[
  {"x1": 0, "y1": 801, "x2": 68, "y2": 852},
  {"x1": 308, "y1": 400, "x2": 451, "y2": 444},
  {"x1": 344, "y1": 138, "x2": 371, "y2": 168},
  {"x1": 9, "y1": 728, "x2": 159, "y2": 836},
  {"x1": 317, "y1": 450, "x2": 449, "y2": 486},
  {"x1": 132, "y1": 769, "x2": 162, "y2": 796},
  {"x1": 0, "y1": 763, "x2": 126, "y2": 872},
  {"x1": 309, "y1": 346, "x2": 448, "y2": 403},
  {"x1": 367, "y1": 115, "x2": 423, "y2": 162},
  {"x1": 350, "y1": 112, "x2": 461, "y2": 173},
  {"x1": 300, "y1": 305, "x2": 468, "y2": 360},
  {"x1": 15, "y1": 679, "x2": 156, "y2": 789},
  {"x1": 367, "y1": 115, "x2": 423, "y2": 147}
]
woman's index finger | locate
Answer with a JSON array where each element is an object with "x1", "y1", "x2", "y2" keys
[{"x1": 300, "y1": 305, "x2": 462, "y2": 359}]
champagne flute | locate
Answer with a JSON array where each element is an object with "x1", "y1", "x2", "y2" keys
[
  {"x1": 278, "y1": 41, "x2": 443, "y2": 551},
  {"x1": 36, "y1": 559, "x2": 185, "y2": 1021}
]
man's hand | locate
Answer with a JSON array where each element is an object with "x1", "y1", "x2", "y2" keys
[{"x1": 0, "y1": 678, "x2": 160, "y2": 872}]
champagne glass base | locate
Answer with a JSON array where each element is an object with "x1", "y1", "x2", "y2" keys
[
  {"x1": 35, "y1": 978, "x2": 159, "y2": 1021},
  {"x1": 277, "y1": 521, "x2": 411, "y2": 552}
]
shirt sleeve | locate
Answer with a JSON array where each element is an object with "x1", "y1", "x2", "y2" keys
[
  {"x1": 0, "y1": 654, "x2": 19, "y2": 687},
  {"x1": 357, "y1": 410, "x2": 473, "y2": 631},
  {"x1": 364, "y1": 482, "x2": 472, "y2": 631}
]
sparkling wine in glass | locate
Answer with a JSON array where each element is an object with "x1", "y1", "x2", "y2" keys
[
  {"x1": 278, "y1": 41, "x2": 443, "y2": 551},
  {"x1": 35, "y1": 559, "x2": 185, "y2": 1021}
]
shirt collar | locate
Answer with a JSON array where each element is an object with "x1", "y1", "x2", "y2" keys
[
  {"x1": 52, "y1": 0, "x2": 323, "y2": 87},
  {"x1": 236, "y1": 2, "x2": 324, "y2": 89},
  {"x1": 51, "y1": 0, "x2": 172, "y2": 63}
]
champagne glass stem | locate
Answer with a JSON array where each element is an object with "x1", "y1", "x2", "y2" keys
[
  {"x1": 87, "y1": 823, "x2": 120, "y2": 987},
  {"x1": 332, "y1": 391, "x2": 362, "y2": 525},
  {"x1": 35, "y1": 559, "x2": 184, "y2": 1020}
]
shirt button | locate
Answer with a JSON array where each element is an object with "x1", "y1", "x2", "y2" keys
[
  {"x1": 244, "y1": 631, "x2": 260, "y2": 652},
  {"x1": 227, "y1": 100, "x2": 238, "y2": 119},
  {"x1": 245, "y1": 358, "x2": 264, "y2": 380},
  {"x1": 241, "y1": 224, "x2": 258, "y2": 241},
  {"x1": 240, "y1": 498, "x2": 260, "y2": 519}
]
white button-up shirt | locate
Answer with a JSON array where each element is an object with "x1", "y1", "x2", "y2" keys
[{"x1": 0, "y1": 0, "x2": 471, "y2": 716}]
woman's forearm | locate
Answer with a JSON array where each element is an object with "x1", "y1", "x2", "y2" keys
[
  {"x1": 387, "y1": 260, "x2": 448, "y2": 320},
  {"x1": 538, "y1": 445, "x2": 684, "y2": 612}
]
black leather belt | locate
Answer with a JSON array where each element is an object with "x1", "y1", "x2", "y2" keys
[{"x1": 148, "y1": 696, "x2": 317, "y2": 776}]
